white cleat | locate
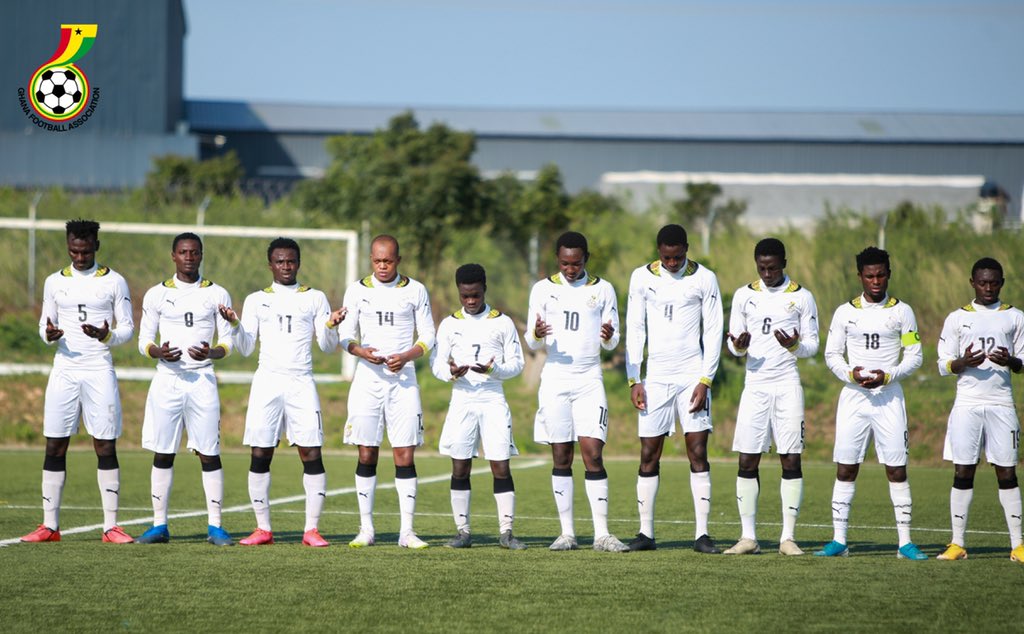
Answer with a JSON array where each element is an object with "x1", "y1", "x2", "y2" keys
[
  {"x1": 348, "y1": 530, "x2": 375, "y2": 548},
  {"x1": 399, "y1": 532, "x2": 429, "y2": 550},
  {"x1": 723, "y1": 538, "x2": 761, "y2": 555},
  {"x1": 778, "y1": 539, "x2": 805, "y2": 556},
  {"x1": 593, "y1": 534, "x2": 629, "y2": 553},
  {"x1": 549, "y1": 534, "x2": 578, "y2": 551}
]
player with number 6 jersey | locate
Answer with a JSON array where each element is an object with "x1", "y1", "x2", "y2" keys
[
  {"x1": 526, "y1": 231, "x2": 627, "y2": 552},
  {"x1": 225, "y1": 237, "x2": 344, "y2": 548},
  {"x1": 339, "y1": 235, "x2": 436, "y2": 549},
  {"x1": 935, "y1": 258, "x2": 1024, "y2": 563},
  {"x1": 819, "y1": 246, "x2": 926, "y2": 560}
]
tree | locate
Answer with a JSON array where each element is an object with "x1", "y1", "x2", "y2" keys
[
  {"x1": 143, "y1": 151, "x2": 242, "y2": 206},
  {"x1": 295, "y1": 112, "x2": 485, "y2": 276},
  {"x1": 672, "y1": 182, "x2": 747, "y2": 232}
]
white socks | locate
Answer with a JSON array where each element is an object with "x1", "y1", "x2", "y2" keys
[
  {"x1": 779, "y1": 477, "x2": 803, "y2": 542},
  {"x1": 830, "y1": 480, "x2": 855, "y2": 544},
  {"x1": 202, "y1": 469, "x2": 225, "y2": 528},
  {"x1": 96, "y1": 468, "x2": 121, "y2": 531},
  {"x1": 450, "y1": 488, "x2": 471, "y2": 533},
  {"x1": 355, "y1": 474, "x2": 376, "y2": 534},
  {"x1": 41, "y1": 469, "x2": 66, "y2": 530},
  {"x1": 690, "y1": 470, "x2": 712, "y2": 539},
  {"x1": 636, "y1": 473, "x2": 659, "y2": 538},
  {"x1": 495, "y1": 491, "x2": 516, "y2": 534},
  {"x1": 999, "y1": 487, "x2": 1023, "y2": 549},
  {"x1": 889, "y1": 481, "x2": 913, "y2": 547},
  {"x1": 950, "y1": 486, "x2": 973, "y2": 547},
  {"x1": 552, "y1": 473, "x2": 574, "y2": 537},
  {"x1": 395, "y1": 476, "x2": 418, "y2": 535},
  {"x1": 584, "y1": 475, "x2": 610, "y2": 539},
  {"x1": 248, "y1": 471, "x2": 272, "y2": 531},
  {"x1": 150, "y1": 466, "x2": 173, "y2": 526},
  {"x1": 303, "y1": 472, "x2": 326, "y2": 532},
  {"x1": 736, "y1": 476, "x2": 759, "y2": 540}
]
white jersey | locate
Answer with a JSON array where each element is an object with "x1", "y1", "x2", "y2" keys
[
  {"x1": 525, "y1": 272, "x2": 619, "y2": 381},
  {"x1": 338, "y1": 274, "x2": 435, "y2": 378},
  {"x1": 39, "y1": 263, "x2": 134, "y2": 370},
  {"x1": 138, "y1": 275, "x2": 235, "y2": 372},
  {"x1": 235, "y1": 282, "x2": 338, "y2": 374},
  {"x1": 625, "y1": 259, "x2": 722, "y2": 384},
  {"x1": 431, "y1": 305, "x2": 524, "y2": 393},
  {"x1": 937, "y1": 301, "x2": 1024, "y2": 407},
  {"x1": 727, "y1": 276, "x2": 819, "y2": 386},
  {"x1": 824, "y1": 294, "x2": 922, "y2": 391}
]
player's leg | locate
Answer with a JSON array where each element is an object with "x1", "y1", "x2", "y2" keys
[
  {"x1": 685, "y1": 430, "x2": 719, "y2": 554},
  {"x1": 385, "y1": 381, "x2": 427, "y2": 548},
  {"x1": 447, "y1": 458, "x2": 473, "y2": 547},
  {"x1": 630, "y1": 435, "x2": 665, "y2": 551},
  {"x1": 726, "y1": 387, "x2": 770, "y2": 554},
  {"x1": 574, "y1": 380, "x2": 624, "y2": 551},
  {"x1": 24, "y1": 367, "x2": 79, "y2": 541},
  {"x1": 995, "y1": 465, "x2": 1023, "y2": 561},
  {"x1": 535, "y1": 380, "x2": 577, "y2": 549},
  {"x1": 241, "y1": 371, "x2": 283, "y2": 545},
  {"x1": 938, "y1": 406, "x2": 981, "y2": 560},
  {"x1": 817, "y1": 388, "x2": 868, "y2": 556},
  {"x1": 344, "y1": 373, "x2": 386, "y2": 546},
  {"x1": 183, "y1": 369, "x2": 231, "y2": 545},
  {"x1": 479, "y1": 396, "x2": 523, "y2": 549},
  {"x1": 22, "y1": 435, "x2": 70, "y2": 542},
  {"x1": 197, "y1": 453, "x2": 231, "y2": 546},
  {"x1": 982, "y1": 406, "x2": 1023, "y2": 560},
  {"x1": 138, "y1": 373, "x2": 185, "y2": 544},
  {"x1": 772, "y1": 385, "x2": 806, "y2": 554},
  {"x1": 80, "y1": 367, "x2": 131, "y2": 542},
  {"x1": 137, "y1": 453, "x2": 175, "y2": 544},
  {"x1": 490, "y1": 459, "x2": 525, "y2": 550},
  {"x1": 352, "y1": 446, "x2": 380, "y2": 547},
  {"x1": 877, "y1": 390, "x2": 925, "y2": 559},
  {"x1": 777, "y1": 453, "x2": 804, "y2": 555},
  {"x1": 297, "y1": 445, "x2": 329, "y2": 547}
]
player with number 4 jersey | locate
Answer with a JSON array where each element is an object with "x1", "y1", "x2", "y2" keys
[
  {"x1": 935, "y1": 258, "x2": 1024, "y2": 563},
  {"x1": 819, "y1": 246, "x2": 926, "y2": 560}
]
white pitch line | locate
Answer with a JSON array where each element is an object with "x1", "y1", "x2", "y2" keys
[{"x1": 0, "y1": 459, "x2": 547, "y2": 546}]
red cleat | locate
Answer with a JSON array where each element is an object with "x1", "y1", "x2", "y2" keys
[
  {"x1": 239, "y1": 528, "x2": 274, "y2": 546},
  {"x1": 21, "y1": 524, "x2": 61, "y2": 543},
  {"x1": 102, "y1": 526, "x2": 134, "y2": 544},
  {"x1": 302, "y1": 528, "x2": 329, "y2": 547}
]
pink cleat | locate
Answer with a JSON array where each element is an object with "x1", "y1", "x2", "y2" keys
[
  {"x1": 21, "y1": 524, "x2": 61, "y2": 543},
  {"x1": 302, "y1": 528, "x2": 329, "y2": 548},
  {"x1": 102, "y1": 526, "x2": 134, "y2": 544},
  {"x1": 239, "y1": 528, "x2": 274, "y2": 546}
]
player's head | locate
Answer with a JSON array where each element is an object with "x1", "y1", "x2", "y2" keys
[
  {"x1": 855, "y1": 246, "x2": 890, "y2": 301},
  {"x1": 555, "y1": 231, "x2": 588, "y2": 282},
  {"x1": 267, "y1": 237, "x2": 300, "y2": 285},
  {"x1": 754, "y1": 238, "x2": 787, "y2": 287},
  {"x1": 171, "y1": 232, "x2": 203, "y2": 280},
  {"x1": 455, "y1": 263, "x2": 487, "y2": 315},
  {"x1": 65, "y1": 218, "x2": 100, "y2": 271},
  {"x1": 370, "y1": 234, "x2": 401, "y2": 283},
  {"x1": 970, "y1": 257, "x2": 1004, "y2": 305},
  {"x1": 656, "y1": 224, "x2": 688, "y2": 273}
]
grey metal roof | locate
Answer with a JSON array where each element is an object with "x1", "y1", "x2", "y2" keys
[{"x1": 186, "y1": 100, "x2": 1024, "y2": 144}]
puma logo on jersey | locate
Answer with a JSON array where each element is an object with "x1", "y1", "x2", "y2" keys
[
  {"x1": 261, "y1": 303, "x2": 270, "y2": 308},
  {"x1": 165, "y1": 299, "x2": 176, "y2": 306}
]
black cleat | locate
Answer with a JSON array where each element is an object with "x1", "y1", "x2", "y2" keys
[
  {"x1": 693, "y1": 534, "x2": 721, "y2": 554},
  {"x1": 627, "y1": 532, "x2": 657, "y2": 551}
]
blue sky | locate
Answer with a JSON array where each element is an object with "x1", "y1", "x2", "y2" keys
[{"x1": 183, "y1": 1, "x2": 1024, "y2": 113}]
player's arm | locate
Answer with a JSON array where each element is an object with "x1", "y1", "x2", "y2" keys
[
  {"x1": 207, "y1": 288, "x2": 236, "y2": 360},
  {"x1": 232, "y1": 294, "x2": 259, "y2": 357},
  {"x1": 824, "y1": 305, "x2": 855, "y2": 383},
  {"x1": 599, "y1": 284, "x2": 620, "y2": 351},
  {"x1": 523, "y1": 283, "x2": 548, "y2": 351},
  {"x1": 987, "y1": 311, "x2": 1024, "y2": 373},
  {"x1": 102, "y1": 275, "x2": 135, "y2": 346},
  {"x1": 725, "y1": 286, "x2": 750, "y2": 357},
  {"x1": 313, "y1": 292, "x2": 340, "y2": 354},
  {"x1": 884, "y1": 305, "x2": 922, "y2": 384},
  {"x1": 138, "y1": 287, "x2": 162, "y2": 358},
  {"x1": 486, "y1": 320, "x2": 525, "y2": 380},
  {"x1": 38, "y1": 277, "x2": 63, "y2": 344},
  {"x1": 430, "y1": 320, "x2": 457, "y2": 382},
  {"x1": 624, "y1": 270, "x2": 647, "y2": 386},
  {"x1": 698, "y1": 273, "x2": 723, "y2": 385},
  {"x1": 936, "y1": 313, "x2": 970, "y2": 375},
  {"x1": 786, "y1": 292, "x2": 820, "y2": 358},
  {"x1": 385, "y1": 285, "x2": 435, "y2": 372}
]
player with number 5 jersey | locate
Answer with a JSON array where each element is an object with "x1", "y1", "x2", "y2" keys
[
  {"x1": 526, "y1": 231, "x2": 628, "y2": 552},
  {"x1": 819, "y1": 246, "x2": 926, "y2": 560}
]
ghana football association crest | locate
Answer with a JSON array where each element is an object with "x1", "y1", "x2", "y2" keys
[{"x1": 17, "y1": 24, "x2": 100, "y2": 131}]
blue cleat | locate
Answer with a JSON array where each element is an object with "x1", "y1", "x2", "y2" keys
[
  {"x1": 136, "y1": 524, "x2": 170, "y2": 544},
  {"x1": 897, "y1": 542, "x2": 928, "y2": 560},
  {"x1": 207, "y1": 525, "x2": 233, "y2": 547},
  {"x1": 814, "y1": 540, "x2": 849, "y2": 557}
]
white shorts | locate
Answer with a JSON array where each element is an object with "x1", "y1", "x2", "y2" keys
[
  {"x1": 43, "y1": 365, "x2": 122, "y2": 440},
  {"x1": 943, "y1": 404, "x2": 1020, "y2": 467},
  {"x1": 244, "y1": 370, "x2": 323, "y2": 448},
  {"x1": 833, "y1": 384, "x2": 908, "y2": 466},
  {"x1": 439, "y1": 389, "x2": 519, "y2": 461},
  {"x1": 638, "y1": 378, "x2": 712, "y2": 438},
  {"x1": 733, "y1": 383, "x2": 804, "y2": 454},
  {"x1": 344, "y1": 371, "x2": 423, "y2": 448},
  {"x1": 141, "y1": 368, "x2": 221, "y2": 456},
  {"x1": 533, "y1": 377, "x2": 609, "y2": 444}
]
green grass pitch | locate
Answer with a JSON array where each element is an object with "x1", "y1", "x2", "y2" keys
[{"x1": 1, "y1": 450, "x2": 1021, "y2": 632}]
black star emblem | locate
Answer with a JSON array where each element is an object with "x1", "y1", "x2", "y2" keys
[{"x1": 75, "y1": 28, "x2": 82, "y2": 35}]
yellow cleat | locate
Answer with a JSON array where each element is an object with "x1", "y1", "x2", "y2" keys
[
  {"x1": 1011, "y1": 544, "x2": 1024, "y2": 563},
  {"x1": 937, "y1": 543, "x2": 967, "y2": 561}
]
